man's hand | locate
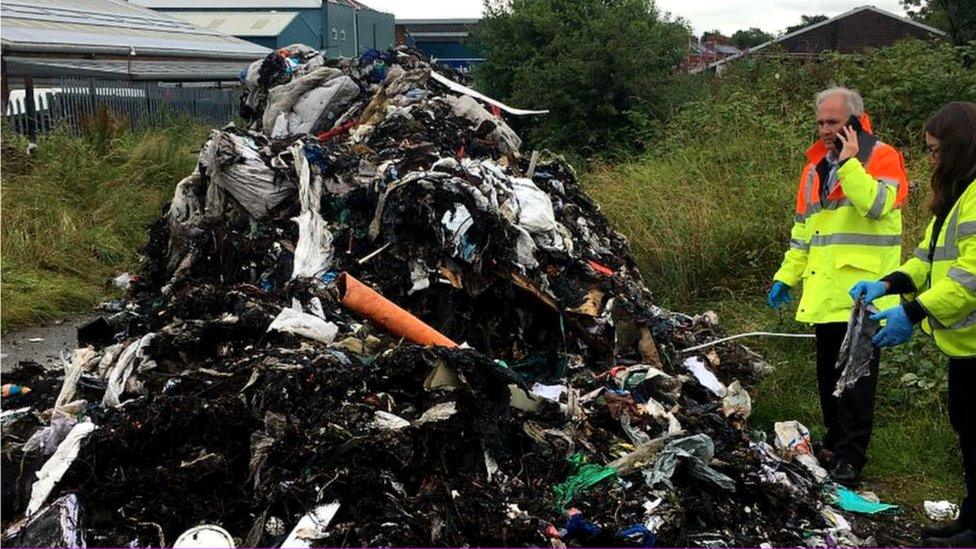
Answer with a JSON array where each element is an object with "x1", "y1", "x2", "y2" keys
[{"x1": 836, "y1": 125, "x2": 859, "y2": 162}]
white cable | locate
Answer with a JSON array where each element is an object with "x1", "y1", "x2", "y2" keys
[{"x1": 678, "y1": 331, "x2": 816, "y2": 353}]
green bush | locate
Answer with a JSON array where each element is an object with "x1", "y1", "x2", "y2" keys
[
  {"x1": 1, "y1": 118, "x2": 209, "y2": 331},
  {"x1": 473, "y1": 0, "x2": 688, "y2": 156}
]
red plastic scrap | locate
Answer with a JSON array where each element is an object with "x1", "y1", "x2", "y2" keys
[
  {"x1": 543, "y1": 523, "x2": 562, "y2": 539},
  {"x1": 587, "y1": 260, "x2": 614, "y2": 277},
  {"x1": 317, "y1": 120, "x2": 360, "y2": 142}
]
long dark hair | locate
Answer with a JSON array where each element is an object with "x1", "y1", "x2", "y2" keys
[{"x1": 925, "y1": 101, "x2": 976, "y2": 217}]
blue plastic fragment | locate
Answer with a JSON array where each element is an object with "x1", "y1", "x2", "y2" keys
[
  {"x1": 321, "y1": 271, "x2": 340, "y2": 284},
  {"x1": 616, "y1": 524, "x2": 655, "y2": 547},
  {"x1": 564, "y1": 513, "x2": 600, "y2": 539}
]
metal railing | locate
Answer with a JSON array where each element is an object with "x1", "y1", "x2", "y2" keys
[{"x1": 4, "y1": 78, "x2": 239, "y2": 137}]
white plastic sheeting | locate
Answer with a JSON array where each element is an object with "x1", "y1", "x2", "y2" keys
[
  {"x1": 289, "y1": 142, "x2": 334, "y2": 279},
  {"x1": 28, "y1": 422, "x2": 97, "y2": 516}
]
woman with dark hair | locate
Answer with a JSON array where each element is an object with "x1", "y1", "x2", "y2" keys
[{"x1": 850, "y1": 101, "x2": 976, "y2": 547}]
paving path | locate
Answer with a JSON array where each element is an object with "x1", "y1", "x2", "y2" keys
[{"x1": 1, "y1": 315, "x2": 96, "y2": 373}]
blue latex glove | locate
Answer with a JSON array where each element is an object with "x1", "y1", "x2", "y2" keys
[
  {"x1": 849, "y1": 280, "x2": 887, "y2": 304},
  {"x1": 870, "y1": 305, "x2": 914, "y2": 348},
  {"x1": 767, "y1": 281, "x2": 793, "y2": 309}
]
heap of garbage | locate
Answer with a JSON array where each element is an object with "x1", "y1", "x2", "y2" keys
[{"x1": 2, "y1": 46, "x2": 884, "y2": 547}]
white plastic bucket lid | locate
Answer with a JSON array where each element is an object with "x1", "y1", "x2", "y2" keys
[{"x1": 173, "y1": 524, "x2": 235, "y2": 548}]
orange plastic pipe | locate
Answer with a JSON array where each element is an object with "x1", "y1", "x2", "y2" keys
[{"x1": 337, "y1": 272, "x2": 458, "y2": 348}]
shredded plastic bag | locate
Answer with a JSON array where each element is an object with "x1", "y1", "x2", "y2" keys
[
  {"x1": 833, "y1": 299, "x2": 880, "y2": 397},
  {"x1": 553, "y1": 454, "x2": 617, "y2": 510}
]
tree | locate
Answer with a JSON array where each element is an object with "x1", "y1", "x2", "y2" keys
[
  {"x1": 473, "y1": 0, "x2": 689, "y2": 154},
  {"x1": 731, "y1": 27, "x2": 774, "y2": 48},
  {"x1": 902, "y1": 0, "x2": 975, "y2": 45},
  {"x1": 701, "y1": 29, "x2": 725, "y2": 43},
  {"x1": 785, "y1": 14, "x2": 828, "y2": 34}
]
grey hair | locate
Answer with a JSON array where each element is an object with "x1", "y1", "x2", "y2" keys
[{"x1": 815, "y1": 87, "x2": 864, "y2": 117}]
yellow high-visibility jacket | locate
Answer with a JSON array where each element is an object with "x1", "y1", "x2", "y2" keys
[
  {"x1": 774, "y1": 126, "x2": 909, "y2": 324},
  {"x1": 895, "y1": 179, "x2": 976, "y2": 358}
]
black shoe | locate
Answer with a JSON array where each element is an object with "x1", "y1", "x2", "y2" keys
[
  {"x1": 829, "y1": 460, "x2": 859, "y2": 488},
  {"x1": 922, "y1": 528, "x2": 976, "y2": 547},
  {"x1": 921, "y1": 519, "x2": 969, "y2": 539}
]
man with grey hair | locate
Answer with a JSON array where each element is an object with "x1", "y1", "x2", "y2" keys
[{"x1": 767, "y1": 86, "x2": 909, "y2": 487}]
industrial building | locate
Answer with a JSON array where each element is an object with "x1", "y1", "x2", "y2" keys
[
  {"x1": 395, "y1": 19, "x2": 482, "y2": 72},
  {"x1": 130, "y1": 0, "x2": 394, "y2": 57}
]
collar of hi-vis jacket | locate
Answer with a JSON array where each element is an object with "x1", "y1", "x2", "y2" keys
[{"x1": 805, "y1": 112, "x2": 878, "y2": 203}]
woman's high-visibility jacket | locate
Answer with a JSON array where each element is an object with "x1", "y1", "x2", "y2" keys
[
  {"x1": 774, "y1": 123, "x2": 909, "y2": 324},
  {"x1": 894, "y1": 179, "x2": 976, "y2": 358}
]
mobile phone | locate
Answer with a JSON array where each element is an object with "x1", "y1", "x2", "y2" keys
[{"x1": 834, "y1": 115, "x2": 863, "y2": 152}]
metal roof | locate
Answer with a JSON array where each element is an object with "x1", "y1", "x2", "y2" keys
[
  {"x1": 169, "y1": 11, "x2": 301, "y2": 37},
  {"x1": 1, "y1": 0, "x2": 269, "y2": 59},
  {"x1": 130, "y1": 0, "x2": 321, "y2": 8},
  {"x1": 691, "y1": 5, "x2": 946, "y2": 74},
  {"x1": 129, "y1": 0, "x2": 384, "y2": 10}
]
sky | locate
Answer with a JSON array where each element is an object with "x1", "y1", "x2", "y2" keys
[{"x1": 363, "y1": 0, "x2": 910, "y2": 36}]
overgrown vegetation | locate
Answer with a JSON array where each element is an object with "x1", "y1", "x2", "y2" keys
[
  {"x1": 473, "y1": 0, "x2": 689, "y2": 155},
  {"x1": 584, "y1": 39, "x2": 976, "y2": 510},
  {"x1": 1, "y1": 118, "x2": 209, "y2": 332}
]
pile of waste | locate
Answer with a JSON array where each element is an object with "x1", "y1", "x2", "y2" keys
[{"x1": 2, "y1": 46, "x2": 892, "y2": 547}]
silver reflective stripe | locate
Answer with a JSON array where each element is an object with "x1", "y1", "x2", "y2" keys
[
  {"x1": 914, "y1": 247, "x2": 930, "y2": 262},
  {"x1": 949, "y1": 267, "x2": 976, "y2": 292},
  {"x1": 867, "y1": 183, "x2": 888, "y2": 219},
  {"x1": 809, "y1": 233, "x2": 901, "y2": 247},
  {"x1": 945, "y1": 207, "x2": 962, "y2": 258},
  {"x1": 930, "y1": 309, "x2": 976, "y2": 330},
  {"x1": 958, "y1": 221, "x2": 976, "y2": 238},
  {"x1": 790, "y1": 238, "x2": 809, "y2": 251},
  {"x1": 822, "y1": 198, "x2": 853, "y2": 211},
  {"x1": 931, "y1": 246, "x2": 956, "y2": 261}
]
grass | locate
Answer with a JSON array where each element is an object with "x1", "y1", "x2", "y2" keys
[
  {"x1": 1, "y1": 117, "x2": 210, "y2": 332},
  {"x1": 583, "y1": 138, "x2": 964, "y2": 516}
]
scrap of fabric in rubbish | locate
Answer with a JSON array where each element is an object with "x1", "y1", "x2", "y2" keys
[{"x1": 281, "y1": 502, "x2": 340, "y2": 548}]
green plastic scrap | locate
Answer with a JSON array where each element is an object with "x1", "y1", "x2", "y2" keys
[
  {"x1": 552, "y1": 454, "x2": 618, "y2": 510},
  {"x1": 832, "y1": 486, "x2": 899, "y2": 514}
]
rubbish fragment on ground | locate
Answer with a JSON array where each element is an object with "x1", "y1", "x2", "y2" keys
[
  {"x1": 0, "y1": 44, "x2": 897, "y2": 548},
  {"x1": 112, "y1": 272, "x2": 133, "y2": 290},
  {"x1": 832, "y1": 486, "x2": 899, "y2": 514},
  {"x1": 682, "y1": 356, "x2": 727, "y2": 397},
  {"x1": 834, "y1": 299, "x2": 881, "y2": 397},
  {"x1": 27, "y1": 338, "x2": 44, "y2": 343},
  {"x1": 774, "y1": 420, "x2": 829, "y2": 482},
  {"x1": 2, "y1": 384, "x2": 30, "y2": 398},
  {"x1": 27, "y1": 422, "x2": 96, "y2": 515},
  {"x1": 924, "y1": 500, "x2": 959, "y2": 521},
  {"x1": 173, "y1": 524, "x2": 235, "y2": 548},
  {"x1": 281, "y1": 502, "x2": 340, "y2": 548}
]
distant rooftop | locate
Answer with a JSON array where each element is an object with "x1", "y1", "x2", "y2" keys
[
  {"x1": 169, "y1": 11, "x2": 302, "y2": 37},
  {"x1": 129, "y1": 0, "x2": 386, "y2": 11},
  {"x1": 1, "y1": 0, "x2": 269, "y2": 59}
]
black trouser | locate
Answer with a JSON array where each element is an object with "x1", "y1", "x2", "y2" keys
[
  {"x1": 814, "y1": 322, "x2": 879, "y2": 472},
  {"x1": 948, "y1": 358, "x2": 976, "y2": 530}
]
